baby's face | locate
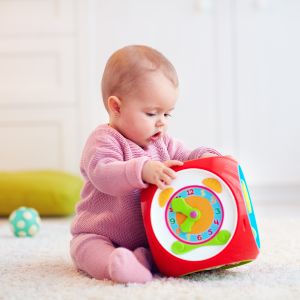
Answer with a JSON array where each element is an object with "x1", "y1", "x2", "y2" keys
[{"x1": 115, "y1": 72, "x2": 179, "y2": 147}]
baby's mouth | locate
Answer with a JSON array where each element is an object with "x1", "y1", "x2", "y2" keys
[{"x1": 150, "y1": 131, "x2": 162, "y2": 142}]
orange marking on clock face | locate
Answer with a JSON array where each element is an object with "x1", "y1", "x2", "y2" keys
[
  {"x1": 202, "y1": 178, "x2": 222, "y2": 193},
  {"x1": 159, "y1": 188, "x2": 174, "y2": 207}
]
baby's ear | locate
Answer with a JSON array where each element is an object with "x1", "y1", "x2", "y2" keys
[{"x1": 108, "y1": 96, "x2": 121, "y2": 115}]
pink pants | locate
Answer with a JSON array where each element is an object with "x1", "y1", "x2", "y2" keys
[
  {"x1": 70, "y1": 233, "x2": 120, "y2": 280},
  {"x1": 70, "y1": 233, "x2": 155, "y2": 280}
]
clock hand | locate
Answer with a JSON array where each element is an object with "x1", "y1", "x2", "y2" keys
[
  {"x1": 171, "y1": 230, "x2": 231, "y2": 255},
  {"x1": 171, "y1": 197, "x2": 201, "y2": 233}
]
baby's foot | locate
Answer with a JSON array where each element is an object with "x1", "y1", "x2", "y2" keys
[
  {"x1": 133, "y1": 247, "x2": 152, "y2": 271},
  {"x1": 108, "y1": 248, "x2": 153, "y2": 284},
  {"x1": 134, "y1": 247, "x2": 160, "y2": 273}
]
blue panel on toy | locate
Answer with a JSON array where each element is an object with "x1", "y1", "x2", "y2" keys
[{"x1": 238, "y1": 166, "x2": 260, "y2": 249}]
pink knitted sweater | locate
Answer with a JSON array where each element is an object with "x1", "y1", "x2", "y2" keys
[{"x1": 70, "y1": 124, "x2": 220, "y2": 250}]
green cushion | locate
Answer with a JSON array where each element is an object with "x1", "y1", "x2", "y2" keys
[{"x1": 0, "y1": 170, "x2": 84, "y2": 216}]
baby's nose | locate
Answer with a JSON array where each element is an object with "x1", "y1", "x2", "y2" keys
[{"x1": 156, "y1": 118, "x2": 165, "y2": 127}]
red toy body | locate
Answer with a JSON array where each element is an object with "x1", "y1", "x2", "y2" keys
[{"x1": 141, "y1": 156, "x2": 260, "y2": 277}]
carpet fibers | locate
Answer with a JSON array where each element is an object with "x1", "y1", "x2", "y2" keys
[{"x1": 0, "y1": 216, "x2": 300, "y2": 300}]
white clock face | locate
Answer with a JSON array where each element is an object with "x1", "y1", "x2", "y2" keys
[{"x1": 150, "y1": 169, "x2": 238, "y2": 262}]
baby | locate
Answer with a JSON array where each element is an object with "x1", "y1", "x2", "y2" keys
[{"x1": 70, "y1": 45, "x2": 221, "y2": 284}]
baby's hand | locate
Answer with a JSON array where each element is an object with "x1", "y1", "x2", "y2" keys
[
  {"x1": 200, "y1": 152, "x2": 237, "y2": 161},
  {"x1": 225, "y1": 155, "x2": 237, "y2": 161},
  {"x1": 142, "y1": 160, "x2": 184, "y2": 190},
  {"x1": 199, "y1": 152, "x2": 218, "y2": 159}
]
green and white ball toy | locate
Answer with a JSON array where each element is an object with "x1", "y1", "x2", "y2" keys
[{"x1": 9, "y1": 207, "x2": 41, "y2": 237}]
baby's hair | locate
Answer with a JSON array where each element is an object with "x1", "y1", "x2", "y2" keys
[{"x1": 101, "y1": 45, "x2": 179, "y2": 111}]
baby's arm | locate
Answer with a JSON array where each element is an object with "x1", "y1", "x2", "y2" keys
[
  {"x1": 141, "y1": 134, "x2": 222, "y2": 189},
  {"x1": 82, "y1": 136, "x2": 150, "y2": 196},
  {"x1": 164, "y1": 133, "x2": 221, "y2": 161},
  {"x1": 142, "y1": 136, "x2": 236, "y2": 189}
]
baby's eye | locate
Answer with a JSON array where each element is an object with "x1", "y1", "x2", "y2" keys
[
  {"x1": 164, "y1": 113, "x2": 172, "y2": 117},
  {"x1": 146, "y1": 113, "x2": 156, "y2": 117}
]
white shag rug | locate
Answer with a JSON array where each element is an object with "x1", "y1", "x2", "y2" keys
[{"x1": 0, "y1": 214, "x2": 300, "y2": 300}]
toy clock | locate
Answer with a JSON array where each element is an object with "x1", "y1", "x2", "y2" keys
[{"x1": 140, "y1": 156, "x2": 260, "y2": 277}]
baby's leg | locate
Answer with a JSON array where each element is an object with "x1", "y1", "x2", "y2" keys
[
  {"x1": 70, "y1": 234, "x2": 153, "y2": 283},
  {"x1": 70, "y1": 233, "x2": 113, "y2": 280}
]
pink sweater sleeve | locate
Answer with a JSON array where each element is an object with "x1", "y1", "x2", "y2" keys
[
  {"x1": 164, "y1": 133, "x2": 221, "y2": 161},
  {"x1": 82, "y1": 134, "x2": 150, "y2": 197}
]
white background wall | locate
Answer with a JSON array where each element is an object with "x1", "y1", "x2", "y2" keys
[{"x1": 0, "y1": 0, "x2": 299, "y2": 203}]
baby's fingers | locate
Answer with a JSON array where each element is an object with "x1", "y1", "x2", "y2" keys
[
  {"x1": 156, "y1": 179, "x2": 166, "y2": 190},
  {"x1": 160, "y1": 173, "x2": 173, "y2": 186},
  {"x1": 225, "y1": 155, "x2": 237, "y2": 162},
  {"x1": 164, "y1": 160, "x2": 184, "y2": 168},
  {"x1": 163, "y1": 166, "x2": 178, "y2": 180}
]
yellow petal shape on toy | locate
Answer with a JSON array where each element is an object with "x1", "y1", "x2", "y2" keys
[
  {"x1": 202, "y1": 178, "x2": 222, "y2": 193},
  {"x1": 159, "y1": 188, "x2": 174, "y2": 207}
]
